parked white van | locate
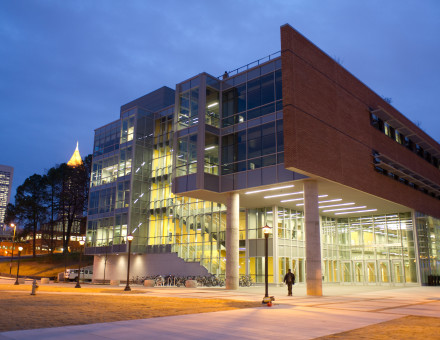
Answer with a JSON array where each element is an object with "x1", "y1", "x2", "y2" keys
[{"x1": 64, "y1": 266, "x2": 93, "y2": 282}]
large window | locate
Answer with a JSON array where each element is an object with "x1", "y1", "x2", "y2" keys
[
  {"x1": 221, "y1": 120, "x2": 283, "y2": 175},
  {"x1": 247, "y1": 73, "x2": 274, "y2": 110},
  {"x1": 120, "y1": 116, "x2": 135, "y2": 144},
  {"x1": 116, "y1": 180, "x2": 130, "y2": 209},
  {"x1": 177, "y1": 80, "x2": 199, "y2": 130},
  {"x1": 118, "y1": 146, "x2": 132, "y2": 177},
  {"x1": 88, "y1": 187, "x2": 116, "y2": 215},
  {"x1": 204, "y1": 133, "x2": 219, "y2": 174},
  {"x1": 91, "y1": 156, "x2": 118, "y2": 187},
  {"x1": 93, "y1": 121, "x2": 120, "y2": 157},
  {"x1": 415, "y1": 212, "x2": 440, "y2": 284},
  {"x1": 321, "y1": 213, "x2": 417, "y2": 284},
  {"x1": 206, "y1": 77, "x2": 220, "y2": 127},
  {"x1": 176, "y1": 134, "x2": 197, "y2": 176},
  {"x1": 222, "y1": 84, "x2": 246, "y2": 122},
  {"x1": 221, "y1": 61, "x2": 282, "y2": 128}
]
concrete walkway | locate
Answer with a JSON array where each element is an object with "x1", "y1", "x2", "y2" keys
[{"x1": 1, "y1": 282, "x2": 439, "y2": 339}]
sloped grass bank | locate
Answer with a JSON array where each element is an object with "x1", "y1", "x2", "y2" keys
[{"x1": 0, "y1": 254, "x2": 93, "y2": 278}]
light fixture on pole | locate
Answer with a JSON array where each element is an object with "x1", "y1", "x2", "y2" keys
[
  {"x1": 124, "y1": 234, "x2": 134, "y2": 291},
  {"x1": 9, "y1": 223, "x2": 16, "y2": 275},
  {"x1": 75, "y1": 237, "x2": 85, "y2": 288},
  {"x1": 14, "y1": 246, "x2": 23, "y2": 285},
  {"x1": 262, "y1": 225, "x2": 272, "y2": 303}
]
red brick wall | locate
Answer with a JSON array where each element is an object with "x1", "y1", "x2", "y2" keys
[{"x1": 281, "y1": 24, "x2": 440, "y2": 218}]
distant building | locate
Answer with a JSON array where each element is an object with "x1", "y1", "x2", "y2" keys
[
  {"x1": 0, "y1": 164, "x2": 13, "y2": 237},
  {"x1": 67, "y1": 142, "x2": 83, "y2": 167},
  {"x1": 85, "y1": 25, "x2": 440, "y2": 292},
  {"x1": 31, "y1": 218, "x2": 85, "y2": 254}
]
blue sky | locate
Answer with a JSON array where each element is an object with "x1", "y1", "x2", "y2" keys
[{"x1": 1, "y1": 0, "x2": 439, "y2": 199}]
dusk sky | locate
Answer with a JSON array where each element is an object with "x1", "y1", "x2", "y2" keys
[{"x1": 1, "y1": 0, "x2": 439, "y2": 200}]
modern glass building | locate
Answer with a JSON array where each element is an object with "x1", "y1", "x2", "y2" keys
[
  {"x1": 86, "y1": 25, "x2": 440, "y2": 294},
  {"x1": 0, "y1": 164, "x2": 14, "y2": 235}
]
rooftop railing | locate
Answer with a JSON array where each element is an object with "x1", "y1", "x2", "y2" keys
[{"x1": 218, "y1": 51, "x2": 281, "y2": 79}]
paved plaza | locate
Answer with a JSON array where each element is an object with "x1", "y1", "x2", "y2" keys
[{"x1": 1, "y1": 281, "x2": 439, "y2": 339}]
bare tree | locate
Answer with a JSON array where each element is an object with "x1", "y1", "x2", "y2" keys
[
  {"x1": 58, "y1": 162, "x2": 89, "y2": 254},
  {"x1": 14, "y1": 174, "x2": 47, "y2": 257}
]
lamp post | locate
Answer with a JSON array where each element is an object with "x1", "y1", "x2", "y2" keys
[
  {"x1": 124, "y1": 234, "x2": 133, "y2": 291},
  {"x1": 14, "y1": 246, "x2": 23, "y2": 285},
  {"x1": 9, "y1": 223, "x2": 17, "y2": 275},
  {"x1": 75, "y1": 237, "x2": 85, "y2": 288},
  {"x1": 262, "y1": 225, "x2": 272, "y2": 302}
]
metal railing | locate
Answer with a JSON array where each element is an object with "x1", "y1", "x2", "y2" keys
[{"x1": 218, "y1": 51, "x2": 281, "y2": 79}]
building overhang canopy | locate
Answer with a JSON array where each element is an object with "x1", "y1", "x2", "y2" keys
[{"x1": 176, "y1": 177, "x2": 411, "y2": 218}]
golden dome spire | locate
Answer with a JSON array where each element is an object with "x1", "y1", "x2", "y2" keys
[{"x1": 67, "y1": 141, "x2": 83, "y2": 167}]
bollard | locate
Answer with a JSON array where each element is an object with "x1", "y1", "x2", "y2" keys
[{"x1": 31, "y1": 279, "x2": 39, "y2": 295}]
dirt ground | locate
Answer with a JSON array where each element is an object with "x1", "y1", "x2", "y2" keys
[
  {"x1": 316, "y1": 315, "x2": 440, "y2": 339},
  {"x1": 0, "y1": 285, "x2": 260, "y2": 332}
]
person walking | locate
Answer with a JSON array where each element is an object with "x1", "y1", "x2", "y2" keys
[{"x1": 284, "y1": 269, "x2": 295, "y2": 296}]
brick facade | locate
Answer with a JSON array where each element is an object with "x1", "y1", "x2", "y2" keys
[{"x1": 281, "y1": 24, "x2": 440, "y2": 218}]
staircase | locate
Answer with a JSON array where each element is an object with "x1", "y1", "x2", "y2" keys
[{"x1": 143, "y1": 252, "x2": 209, "y2": 276}]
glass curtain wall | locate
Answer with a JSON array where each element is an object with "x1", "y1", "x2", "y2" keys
[
  {"x1": 122, "y1": 106, "x2": 230, "y2": 277},
  {"x1": 221, "y1": 120, "x2": 283, "y2": 175},
  {"x1": 177, "y1": 78, "x2": 199, "y2": 130},
  {"x1": 221, "y1": 59, "x2": 283, "y2": 176},
  {"x1": 415, "y1": 212, "x2": 440, "y2": 284},
  {"x1": 169, "y1": 199, "x2": 228, "y2": 276},
  {"x1": 221, "y1": 59, "x2": 282, "y2": 128},
  {"x1": 147, "y1": 110, "x2": 176, "y2": 248},
  {"x1": 86, "y1": 110, "x2": 136, "y2": 249},
  {"x1": 247, "y1": 207, "x2": 305, "y2": 284},
  {"x1": 129, "y1": 109, "x2": 155, "y2": 251},
  {"x1": 205, "y1": 76, "x2": 220, "y2": 127},
  {"x1": 176, "y1": 134, "x2": 197, "y2": 176},
  {"x1": 275, "y1": 208, "x2": 305, "y2": 284},
  {"x1": 204, "y1": 133, "x2": 219, "y2": 175},
  {"x1": 91, "y1": 121, "x2": 120, "y2": 187},
  {"x1": 321, "y1": 212, "x2": 417, "y2": 284}
]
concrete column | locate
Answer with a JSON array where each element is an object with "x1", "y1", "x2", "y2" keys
[
  {"x1": 226, "y1": 192, "x2": 240, "y2": 290},
  {"x1": 304, "y1": 180, "x2": 322, "y2": 296},
  {"x1": 272, "y1": 206, "x2": 279, "y2": 284},
  {"x1": 245, "y1": 210, "x2": 249, "y2": 276},
  {"x1": 411, "y1": 210, "x2": 422, "y2": 284}
]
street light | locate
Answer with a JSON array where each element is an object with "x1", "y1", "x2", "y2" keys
[
  {"x1": 75, "y1": 237, "x2": 85, "y2": 288},
  {"x1": 124, "y1": 234, "x2": 134, "y2": 291},
  {"x1": 9, "y1": 223, "x2": 17, "y2": 275},
  {"x1": 262, "y1": 225, "x2": 272, "y2": 303},
  {"x1": 14, "y1": 246, "x2": 23, "y2": 285}
]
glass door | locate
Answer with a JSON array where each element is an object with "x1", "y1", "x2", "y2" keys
[
  {"x1": 392, "y1": 260, "x2": 404, "y2": 283},
  {"x1": 379, "y1": 261, "x2": 390, "y2": 283},
  {"x1": 366, "y1": 261, "x2": 377, "y2": 284},
  {"x1": 354, "y1": 262, "x2": 364, "y2": 284},
  {"x1": 326, "y1": 260, "x2": 338, "y2": 283},
  {"x1": 341, "y1": 261, "x2": 352, "y2": 283}
]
